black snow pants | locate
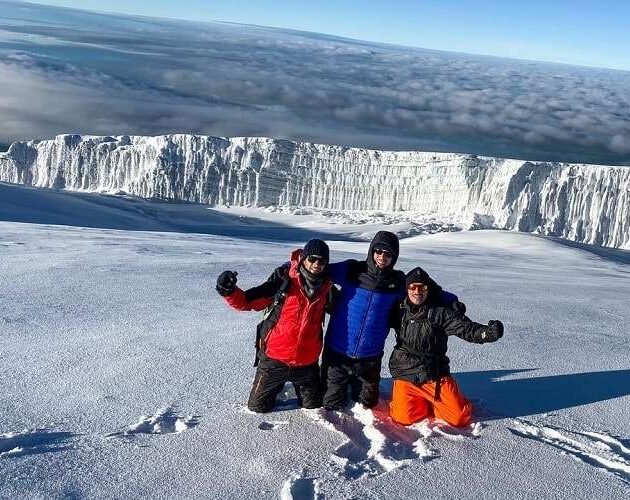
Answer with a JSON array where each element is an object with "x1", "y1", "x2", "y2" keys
[
  {"x1": 247, "y1": 354, "x2": 322, "y2": 413},
  {"x1": 320, "y1": 347, "x2": 382, "y2": 410}
]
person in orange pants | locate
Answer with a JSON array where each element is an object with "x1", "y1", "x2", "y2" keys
[
  {"x1": 388, "y1": 267, "x2": 504, "y2": 427},
  {"x1": 390, "y1": 378, "x2": 472, "y2": 427}
]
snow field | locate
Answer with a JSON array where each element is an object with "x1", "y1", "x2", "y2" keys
[{"x1": 1, "y1": 191, "x2": 629, "y2": 498}]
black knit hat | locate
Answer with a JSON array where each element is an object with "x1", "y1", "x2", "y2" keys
[
  {"x1": 303, "y1": 239, "x2": 330, "y2": 261},
  {"x1": 405, "y1": 267, "x2": 431, "y2": 288}
]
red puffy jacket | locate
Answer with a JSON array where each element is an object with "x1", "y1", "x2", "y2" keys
[{"x1": 225, "y1": 249, "x2": 332, "y2": 366}]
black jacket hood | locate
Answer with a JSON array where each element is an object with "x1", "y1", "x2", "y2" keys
[{"x1": 367, "y1": 231, "x2": 400, "y2": 269}]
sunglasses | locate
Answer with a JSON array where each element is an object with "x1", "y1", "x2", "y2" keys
[
  {"x1": 407, "y1": 283, "x2": 428, "y2": 292},
  {"x1": 306, "y1": 255, "x2": 328, "y2": 264},
  {"x1": 374, "y1": 248, "x2": 393, "y2": 258}
]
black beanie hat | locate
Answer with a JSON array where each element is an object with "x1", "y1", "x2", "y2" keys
[
  {"x1": 405, "y1": 267, "x2": 431, "y2": 288},
  {"x1": 303, "y1": 239, "x2": 330, "y2": 261}
]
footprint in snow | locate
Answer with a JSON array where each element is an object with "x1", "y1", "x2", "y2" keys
[
  {"x1": 0, "y1": 428, "x2": 76, "y2": 458},
  {"x1": 258, "y1": 420, "x2": 289, "y2": 431},
  {"x1": 307, "y1": 403, "x2": 439, "y2": 481},
  {"x1": 279, "y1": 470, "x2": 323, "y2": 500},
  {"x1": 106, "y1": 406, "x2": 199, "y2": 438},
  {"x1": 239, "y1": 383, "x2": 301, "y2": 414},
  {"x1": 508, "y1": 419, "x2": 630, "y2": 485}
]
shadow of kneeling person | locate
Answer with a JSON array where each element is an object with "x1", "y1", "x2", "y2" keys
[{"x1": 454, "y1": 368, "x2": 630, "y2": 420}]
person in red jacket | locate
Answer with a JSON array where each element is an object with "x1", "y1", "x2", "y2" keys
[{"x1": 216, "y1": 239, "x2": 333, "y2": 413}]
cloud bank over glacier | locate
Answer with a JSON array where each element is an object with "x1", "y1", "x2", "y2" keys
[{"x1": 1, "y1": 0, "x2": 630, "y2": 164}]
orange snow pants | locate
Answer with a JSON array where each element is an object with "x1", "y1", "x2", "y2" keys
[{"x1": 390, "y1": 377, "x2": 472, "y2": 427}]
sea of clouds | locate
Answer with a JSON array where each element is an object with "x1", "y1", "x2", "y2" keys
[{"x1": 1, "y1": 0, "x2": 629, "y2": 164}]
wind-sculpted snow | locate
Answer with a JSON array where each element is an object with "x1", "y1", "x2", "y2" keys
[{"x1": 1, "y1": 134, "x2": 629, "y2": 248}]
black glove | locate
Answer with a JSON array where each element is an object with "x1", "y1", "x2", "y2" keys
[
  {"x1": 216, "y1": 270, "x2": 238, "y2": 296},
  {"x1": 482, "y1": 320, "x2": 504, "y2": 342}
]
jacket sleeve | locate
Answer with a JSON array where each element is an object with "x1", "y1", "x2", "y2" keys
[
  {"x1": 324, "y1": 284, "x2": 339, "y2": 314},
  {"x1": 440, "y1": 307, "x2": 488, "y2": 344},
  {"x1": 327, "y1": 260, "x2": 352, "y2": 285},
  {"x1": 389, "y1": 302, "x2": 403, "y2": 330},
  {"x1": 224, "y1": 266, "x2": 286, "y2": 312},
  {"x1": 224, "y1": 288, "x2": 272, "y2": 311}
]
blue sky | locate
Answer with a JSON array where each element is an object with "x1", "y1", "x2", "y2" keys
[{"x1": 26, "y1": 0, "x2": 630, "y2": 71}]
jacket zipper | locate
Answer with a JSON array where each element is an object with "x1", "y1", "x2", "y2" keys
[
  {"x1": 353, "y1": 289, "x2": 374, "y2": 358},
  {"x1": 293, "y1": 283, "x2": 328, "y2": 365},
  {"x1": 294, "y1": 295, "x2": 310, "y2": 365}
]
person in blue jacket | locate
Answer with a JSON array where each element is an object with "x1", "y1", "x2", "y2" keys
[
  {"x1": 321, "y1": 231, "x2": 406, "y2": 410},
  {"x1": 322, "y1": 231, "x2": 459, "y2": 411}
]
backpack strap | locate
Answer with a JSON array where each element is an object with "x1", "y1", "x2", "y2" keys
[{"x1": 253, "y1": 268, "x2": 291, "y2": 366}]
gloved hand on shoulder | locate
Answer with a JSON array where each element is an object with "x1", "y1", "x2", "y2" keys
[
  {"x1": 216, "y1": 270, "x2": 238, "y2": 296},
  {"x1": 481, "y1": 320, "x2": 504, "y2": 342}
]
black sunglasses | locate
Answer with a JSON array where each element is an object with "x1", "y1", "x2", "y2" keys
[
  {"x1": 306, "y1": 255, "x2": 328, "y2": 264},
  {"x1": 374, "y1": 248, "x2": 392, "y2": 258}
]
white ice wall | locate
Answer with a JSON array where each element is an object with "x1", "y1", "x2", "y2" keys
[{"x1": 1, "y1": 134, "x2": 628, "y2": 249}]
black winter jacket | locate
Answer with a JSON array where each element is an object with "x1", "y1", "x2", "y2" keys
[{"x1": 388, "y1": 296, "x2": 489, "y2": 385}]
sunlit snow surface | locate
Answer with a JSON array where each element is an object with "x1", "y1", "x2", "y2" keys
[{"x1": 1, "y1": 184, "x2": 629, "y2": 498}]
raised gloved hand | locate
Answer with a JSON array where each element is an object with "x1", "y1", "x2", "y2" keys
[
  {"x1": 216, "y1": 270, "x2": 238, "y2": 296},
  {"x1": 481, "y1": 320, "x2": 504, "y2": 342}
]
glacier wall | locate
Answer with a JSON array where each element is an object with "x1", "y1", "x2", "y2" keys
[{"x1": 1, "y1": 134, "x2": 629, "y2": 249}]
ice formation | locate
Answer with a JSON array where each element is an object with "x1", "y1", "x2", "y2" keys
[{"x1": 1, "y1": 134, "x2": 628, "y2": 249}]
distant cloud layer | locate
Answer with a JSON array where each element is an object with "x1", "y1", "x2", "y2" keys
[{"x1": 1, "y1": 1, "x2": 630, "y2": 164}]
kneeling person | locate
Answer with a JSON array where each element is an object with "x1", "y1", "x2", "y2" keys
[
  {"x1": 389, "y1": 267, "x2": 504, "y2": 427},
  {"x1": 216, "y1": 239, "x2": 333, "y2": 413}
]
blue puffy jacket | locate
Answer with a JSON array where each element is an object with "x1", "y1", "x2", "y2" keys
[{"x1": 325, "y1": 259, "x2": 405, "y2": 358}]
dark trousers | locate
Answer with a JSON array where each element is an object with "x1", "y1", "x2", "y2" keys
[
  {"x1": 247, "y1": 355, "x2": 322, "y2": 413},
  {"x1": 321, "y1": 347, "x2": 382, "y2": 410}
]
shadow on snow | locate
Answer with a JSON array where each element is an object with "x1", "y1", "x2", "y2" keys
[
  {"x1": 0, "y1": 182, "x2": 361, "y2": 244},
  {"x1": 0, "y1": 429, "x2": 77, "y2": 458}
]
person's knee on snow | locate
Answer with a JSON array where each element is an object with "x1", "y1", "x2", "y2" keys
[
  {"x1": 434, "y1": 403, "x2": 472, "y2": 427},
  {"x1": 357, "y1": 379, "x2": 379, "y2": 408},
  {"x1": 390, "y1": 379, "x2": 432, "y2": 425},
  {"x1": 247, "y1": 380, "x2": 283, "y2": 413},
  {"x1": 300, "y1": 396, "x2": 322, "y2": 410},
  {"x1": 247, "y1": 401, "x2": 274, "y2": 413},
  {"x1": 294, "y1": 383, "x2": 322, "y2": 409},
  {"x1": 322, "y1": 383, "x2": 349, "y2": 410},
  {"x1": 429, "y1": 377, "x2": 473, "y2": 427},
  {"x1": 446, "y1": 408, "x2": 472, "y2": 427}
]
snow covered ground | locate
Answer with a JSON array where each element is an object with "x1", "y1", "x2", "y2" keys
[{"x1": 1, "y1": 183, "x2": 629, "y2": 499}]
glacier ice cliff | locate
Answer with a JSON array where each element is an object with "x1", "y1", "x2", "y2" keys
[{"x1": 1, "y1": 134, "x2": 629, "y2": 249}]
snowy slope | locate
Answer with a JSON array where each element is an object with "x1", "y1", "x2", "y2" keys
[
  {"x1": 1, "y1": 134, "x2": 629, "y2": 249},
  {"x1": 0, "y1": 185, "x2": 629, "y2": 499}
]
